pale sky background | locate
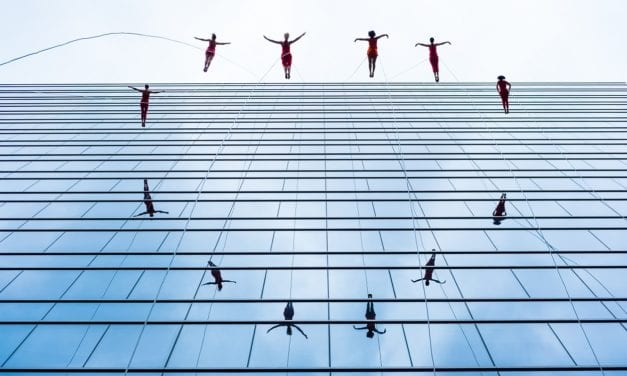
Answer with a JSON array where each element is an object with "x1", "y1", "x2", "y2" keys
[{"x1": 0, "y1": 0, "x2": 626, "y2": 83}]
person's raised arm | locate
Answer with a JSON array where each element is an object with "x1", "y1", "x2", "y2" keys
[
  {"x1": 221, "y1": 279, "x2": 237, "y2": 284},
  {"x1": 216, "y1": 41, "x2": 231, "y2": 45},
  {"x1": 354, "y1": 38, "x2": 368, "y2": 42},
  {"x1": 435, "y1": 41, "x2": 452, "y2": 46},
  {"x1": 352, "y1": 325, "x2": 368, "y2": 330},
  {"x1": 154, "y1": 210, "x2": 169, "y2": 214},
  {"x1": 133, "y1": 211, "x2": 148, "y2": 217},
  {"x1": 263, "y1": 35, "x2": 281, "y2": 44},
  {"x1": 293, "y1": 325, "x2": 308, "y2": 338},
  {"x1": 374, "y1": 328, "x2": 387, "y2": 334},
  {"x1": 290, "y1": 32, "x2": 306, "y2": 44},
  {"x1": 151, "y1": 90, "x2": 165, "y2": 94},
  {"x1": 376, "y1": 34, "x2": 389, "y2": 39},
  {"x1": 194, "y1": 36, "x2": 210, "y2": 42},
  {"x1": 202, "y1": 281, "x2": 218, "y2": 286},
  {"x1": 415, "y1": 42, "x2": 429, "y2": 47},
  {"x1": 411, "y1": 278, "x2": 425, "y2": 283},
  {"x1": 128, "y1": 86, "x2": 141, "y2": 92}
]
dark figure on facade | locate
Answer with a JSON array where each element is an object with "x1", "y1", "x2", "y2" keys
[
  {"x1": 134, "y1": 179, "x2": 169, "y2": 217},
  {"x1": 194, "y1": 34, "x2": 231, "y2": 72},
  {"x1": 497, "y1": 76, "x2": 512, "y2": 114},
  {"x1": 493, "y1": 193, "x2": 507, "y2": 225},
  {"x1": 354, "y1": 31, "x2": 389, "y2": 78},
  {"x1": 263, "y1": 32, "x2": 306, "y2": 79},
  {"x1": 412, "y1": 249, "x2": 446, "y2": 285},
  {"x1": 353, "y1": 294, "x2": 386, "y2": 338},
  {"x1": 266, "y1": 301, "x2": 308, "y2": 338},
  {"x1": 128, "y1": 85, "x2": 164, "y2": 127},
  {"x1": 415, "y1": 37, "x2": 451, "y2": 82},
  {"x1": 202, "y1": 260, "x2": 236, "y2": 291}
]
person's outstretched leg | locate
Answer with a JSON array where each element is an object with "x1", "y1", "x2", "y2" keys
[
  {"x1": 371, "y1": 57, "x2": 377, "y2": 78},
  {"x1": 140, "y1": 105, "x2": 148, "y2": 127}
]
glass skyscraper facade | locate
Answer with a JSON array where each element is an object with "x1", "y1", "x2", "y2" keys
[{"x1": 0, "y1": 82, "x2": 626, "y2": 374}]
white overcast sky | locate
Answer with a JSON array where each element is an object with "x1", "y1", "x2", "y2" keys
[{"x1": 0, "y1": 0, "x2": 626, "y2": 83}]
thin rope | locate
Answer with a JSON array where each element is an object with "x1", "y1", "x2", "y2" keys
[
  {"x1": 343, "y1": 56, "x2": 368, "y2": 82},
  {"x1": 379, "y1": 59, "x2": 437, "y2": 376},
  {"x1": 0, "y1": 32, "x2": 201, "y2": 68},
  {"x1": 389, "y1": 58, "x2": 429, "y2": 81},
  {"x1": 442, "y1": 60, "x2": 605, "y2": 375}
]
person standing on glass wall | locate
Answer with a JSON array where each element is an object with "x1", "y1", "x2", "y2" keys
[
  {"x1": 415, "y1": 37, "x2": 451, "y2": 82},
  {"x1": 493, "y1": 193, "x2": 507, "y2": 224},
  {"x1": 412, "y1": 249, "x2": 446, "y2": 285},
  {"x1": 203, "y1": 260, "x2": 237, "y2": 291},
  {"x1": 496, "y1": 76, "x2": 512, "y2": 114},
  {"x1": 194, "y1": 34, "x2": 231, "y2": 72},
  {"x1": 266, "y1": 301, "x2": 308, "y2": 338},
  {"x1": 263, "y1": 32, "x2": 306, "y2": 79},
  {"x1": 128, "y1": 84, "x2": 164, "y2": 127},
  {"x1": 354, "y1": 30, "x2": 389, "y2": 78},
  {"x1": 353, "y1": 294, "x2": 386, "y2": 338},
  {"x1": 134, "y1": 179, "x2": 169, "y2": 217}
]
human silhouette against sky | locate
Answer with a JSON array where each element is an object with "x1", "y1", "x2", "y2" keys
[
  {"x1": 128, "y1": 85, "x2": 164, "y2": 127},
  {"x1": 415, "y1": 37, "x2": 451, "y2": 82},
  {"x1": 266, "y1": 301, "x2": 308, "y2": 338},
  {"x1": 354, "y1": 30, "x2": 389, "y2": 78},
  {"x1": 493, "y1": 193, "x2": 507, "y2": 225},
  {"x1": 133, "y1": 179, "x2": 169, "y2": 217},
  {"x1": 194, "y1": 34, "x2": 231, "y2": 72},
  {"x1": 263, "y1": 32, "x2": 306, "y2": 79},
  {"x1": 497, "y1": 76, "x2": 512, "y2": 114},
  {"x1": 412, "y1": 249, "x2": 446, "y2": 285},
  {"x1": 202, "y1": 260, "x2": 236, "y2": 291},
  {"x1": 353, "y1": 294, "x2": 386, "y2": 338}
]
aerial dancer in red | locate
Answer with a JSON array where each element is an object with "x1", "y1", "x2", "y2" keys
[
  {"x1": 263, "y1": 32, "x2": 306, "y2": 79},
  {"x1": 411, "y1": 249, "x2": 446, "y2": 286},
  {"x1": 266, "y1": 301, "x2": 308, "y2": 338},
  {"x1": 354, "y1": 31, "x2": 389, "y2": 78},
  {"x1": 415, "y1": 37, "x2": 451, "y2": 82},
  {"x1": 492, "y1": 193, "x2": 507, "y2": 225},
  {"x1": 128, "y1": 85, "x2": 164, "y2": 127},
  {"x1": 353, "y1": 294, "x2": 386, "y2": 338},
  {"x1": 134, "y1": 179, "x2": 169, "y2": 217},
  {"x1": 202, "y1": 261, "x2": 237, "y2": 291},
  {"x1": 194, "y1": 34, "x2": 231, "y2": 72},
  {"x1": 497, "y1": 76, "x2": 512, "y2": 114}
]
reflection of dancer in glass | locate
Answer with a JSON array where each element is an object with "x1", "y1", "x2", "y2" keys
[
  {"x1": 194, "y1": 34, "x2": 231, "y2": 72},
  {"x1": 202, "y1": 261, "x2": 236, "y2": 291},
  {"x1": 353, "y1": 294, "x2": 386, "y2": 338},
  {"x1": 354, "y1": 30, "x2": 389, "y2": 78},
  {"x1": 128, "y1": 85, "x2": 164, "y2": 127},
  {"x1": 493, "y1": 193, "x2": 507, "y2": 225},
  {"x1": 496, "y1": 76, "x2": 512, "y2": 114},
  {"x1": 134, "y1": 179, "x2": 169, "y2": 217},
  {"x1": 263, "y1": 32, "x2": 306, "y2": 79},
  {"x1": 266, "y1": 301, "x2": 308, "y2": 338},
  {"x1": 412, "y1": 249, "x2": 446, "y2": 285},
  {"x1": 415, "y1": 37, "x2": 451, "y2": 82}
]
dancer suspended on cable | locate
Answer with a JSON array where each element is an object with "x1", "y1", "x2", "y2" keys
[
  {"x1": 412, "y1": 249, "x2": 446, "y2": 285},
  {"x1": 128, "y1": 85, "x2": 164, "y2": 127},
  {"x1": 134, "y1": 179, "x2": 169, "y2": 217},
  {"x1": 194, "y1": 34, "x2": 231, "y2": 72},
  {"x1": 263, "y1": 32, "x2": 306, "y2": 79},
  {"x1": 266, "y1": 301, "x2": 308, "y2": 338},
  {"x1": 202, "y1": 260, "x2": 237, "y2": 291},
  {"x1": 496, "y1": 75, "x2": 512, "y2": 114},
  {"x1": 354, "y1": 31, "x2": 389, "y2": 78},
  {"x1": 415, "y1": 37, "x2": 451, "y2": 82},
  {"x1": 492, "y1": 193, "x2": 507, "y2": 225},
  {"x1": 353, "y1": 294, "x2": 386, "y2": 338}
]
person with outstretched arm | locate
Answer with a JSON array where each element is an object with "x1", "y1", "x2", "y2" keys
[
  {"x1": 128, "y1": 85, "x2": 164, "y2": 127},
  {"x1": 412, "y1": 249, "x2": 446, "y2": 286},
  {"x1": 202, "y1": 260, "x2": 237, "y2": 291},
  {"x1": 194, "y1": 34, "x2": 231, "y2": 72},
  {"x1": 496, "y1": 76, "x2": 512, "y2": 114},
  {"x1": 353, "y1": 294, "x2": 386, "y2": 338},
  {"x1": 493, "y1": 193, "x2": 507, "y2": 225},
  {"x1": 354, "y1": 31, "x2": 389, "y2": 78},
  {"x1": 134, "y1": 179, "x2": 169, "y2": 217},
  {"x1": 266, "y1": 301, "x2": 308, "y2": 338},
  {"x1": 415, "y1": 37, "x2": 451, "y2": 82},
  {"x1": 263, "y1": 32, "x2": 306, "y2": 79}
]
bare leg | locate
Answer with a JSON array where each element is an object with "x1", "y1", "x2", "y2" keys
[{"x1": 371, "y1": 57, "x2": 377, "y2": 78}]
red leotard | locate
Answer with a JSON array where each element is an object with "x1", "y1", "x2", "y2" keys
[
  {"x1": 281, "y1": 41, "x2": 292, "y2": 67},
  {"x1": 428, "y1": 45, "x2": 439, "y2": 73},
  {"x1": 206, "y1": 40, "x2": 217, "y2": 56},
  {"x1": 140, "y1": 90, "x2": 150, "y2": 107},
  {"x1": 497, "y1": 81, "x2": 510, "y2": 98},
  {"x1": 367, "y1": 38, "x2": 378, "y2": 58}
]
